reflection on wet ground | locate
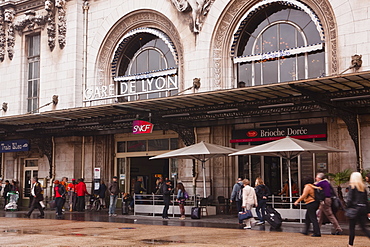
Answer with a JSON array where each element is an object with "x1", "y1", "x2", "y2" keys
[
  {"x1": 2, "y1": 229, "x2": 41, "y2": 235},
  {"x1": 141, "y1": 239, "x2": 188, "y2": 245},
  {"x1": 0, "y1": 209, "x2": 365, "y2": 237}
]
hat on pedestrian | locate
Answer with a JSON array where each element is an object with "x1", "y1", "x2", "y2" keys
[
  {"x1": 72, "y1": 179, "x2": 76, "y2": 181},
  {"x1": 54, "y1": 180, "x2": 59, "y2": 184}
]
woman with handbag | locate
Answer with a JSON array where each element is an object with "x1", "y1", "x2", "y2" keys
[
  {"x1": 294, "y1": 176, "x2": 321, "y2": 237},
  {"x1": 241, "y1": 179, "x2": 257, "y2": 229},
  {"x1": 346, "y1": 172, "x2": 370, "y2": 247}
]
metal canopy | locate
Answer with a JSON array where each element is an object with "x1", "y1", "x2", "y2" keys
[{"x1": 0, "y1": 71, "x2": 370, "y2": 127}]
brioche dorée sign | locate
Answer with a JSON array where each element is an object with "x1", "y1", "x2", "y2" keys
[
  {"x1": 132, "y1": 120, "x2": 154, "y2": 134},
  {"x1": 231, "y1": 124, "x2": 327, "y2": 143}
]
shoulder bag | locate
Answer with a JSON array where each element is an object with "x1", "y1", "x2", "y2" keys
[{"x1": 238, "y1": 209, "x2": 253, "y2": 221}]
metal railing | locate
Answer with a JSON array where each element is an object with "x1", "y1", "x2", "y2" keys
[{"x1": 133, "y1": 193, "x2": 201, "y2": 217}]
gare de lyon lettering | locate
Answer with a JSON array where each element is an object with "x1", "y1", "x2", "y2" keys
[{"x1": 84, "y1": 69, "x2": 178, "y2": 101}]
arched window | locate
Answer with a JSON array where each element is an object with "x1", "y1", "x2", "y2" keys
[
  {"x1": 233, "y1": 2, "x2": 325, "y2": 87},
  {"x1": 113, "y1": 28, "x2": 178, "y2": 101}
]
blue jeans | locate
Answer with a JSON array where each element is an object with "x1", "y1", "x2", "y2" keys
[
  {"x1": 109, "y1": 195, "x2": 118, "y2": 214},
  {"x1": 256, "y1": 199, "x2": 267, "y2": 222}
]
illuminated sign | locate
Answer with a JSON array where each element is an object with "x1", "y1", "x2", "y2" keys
[
  {"x1": 84, "y1": 68, "x2": 178, "y2": 101},
  {"x1": 132, "y1": 120, "x2": 154, "y2": 134},
  {"x1": 0, "y1": 139, "x2": 29, "y2": 153},
  {"x1": 231, "y1": 124, "x2": 327, "y2": 143}
]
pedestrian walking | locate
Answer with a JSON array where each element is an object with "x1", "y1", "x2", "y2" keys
[
  {"x1": 242, "y1": 179, "x2": 257, "y2": 229},
  {"x1": 254, "y1": 177, "x2": 270, "y2": 225},
  {"x1": 162, "y1": 180, "x2": 172, "y2": 220},
  {"x1": 108, "y1": 176, "x2": 120, "y2": 216},
  {"x1": 346, "y1": 172, "x2": 370, "y2": 247},
  {"x1": 230, "y1": 178, "x2": 244, "y2": 224},
  {"x1": 315, "y1": 172, "x2": 343, "y2": 235},
  {"x1": 155, "y1": 177, "x2": 163, "y2": 194},
  {"x1": 68, "y1": 179, "x2": 77, "y2": 211},
  {"x1": 54, "y1": 180, "x2": 66, "y2": 218},
  {"x1": 25, "y1": 177, "x2": 44, "y2": 218},
  {"x1": 3, "y1": 180, "x2": 12, "y2": 207},
  {"x1": 98, "y1": 180, "x2": 107, "y2": 209},
  {"x1": 60, "y1": 177, "x2": 68, "y2": 210},
  {"x1": 76, "y1": 178, "x2": 89, "y2": 212},
  {"x1": 294, "y1": 176, "x2": 321, "y2": 237},
  {"x1": 176, "y1": 182, "x2": 187, "y2": 219}
]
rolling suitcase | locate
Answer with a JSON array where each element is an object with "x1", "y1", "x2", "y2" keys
[
  {"x1": 264, "y1": 205, "x2": 282, "y2": 229},
  {"x1": 191, "y1": 207, "x2": 201, "y2": 219}
]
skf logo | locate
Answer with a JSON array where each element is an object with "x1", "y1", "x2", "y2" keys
[
  {"x1": 247, "y1": 130, "x2": 258, "y2": 137},
  {"x1": 132, "y1": 120, "x2": 154, "y2": 134}
]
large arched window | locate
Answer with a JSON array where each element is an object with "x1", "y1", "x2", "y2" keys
[
  {"x1": 233, "y1": 2, "x2": 325, "y2": 87},
  {"x1": 113, "y1": 28, "x2": 178, "y2": 101}
]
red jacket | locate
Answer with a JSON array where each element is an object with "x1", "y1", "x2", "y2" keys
[{"x1": 75, "y1": 182, "x2": 88, "y2": 196}]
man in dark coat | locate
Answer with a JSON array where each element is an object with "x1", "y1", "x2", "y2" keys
[
  {"x1": 108, "y1": 176, "x2": 120, "y2": 216},
  {"x1": 25, "y1": 177, "x2": 44, "y2": 218},
  {"x1": 162, "y1": 180, "x2": 172, "y2": 220},
  {"x1": 3, "y1": 180, "x2": 12, "y2": 206}
]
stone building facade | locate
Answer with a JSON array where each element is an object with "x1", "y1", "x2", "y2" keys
[{"x1": 0, "y1": 0, "x2": 370, "y2": 206}]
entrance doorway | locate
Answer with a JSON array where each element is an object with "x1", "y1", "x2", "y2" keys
[
  {"x1": 23, "y1": 159, "x2": 38, "y2": 198},
  {"x1": 238, "y1": 155, "x2": 299, "y2": 195},
  {"x1": 129, "y1": 157, "x2": 169, "y2": 195}
]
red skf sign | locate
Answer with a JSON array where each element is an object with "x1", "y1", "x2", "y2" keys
[{"x1": 132, "y1": 120, "x2": 154, "y2": 134}]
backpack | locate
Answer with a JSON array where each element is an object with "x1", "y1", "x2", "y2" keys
[
  {"x1": 183, "y1": 191, "x2": 189, "y2": 200},
  {"x1": 237, "y1": 183, "x2": 244, "y2": 201},
  {"x1": 313, "y1": 187, "x2": 325, "y2": 202}
]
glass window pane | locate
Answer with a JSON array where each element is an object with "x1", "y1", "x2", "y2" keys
[
  {"x1": 301, "y1": 153, "x2": 314, "y2": 180},
  {"x1": 170, "y1": 138, "x2": 178, "y2": 150},
  {"x1": 262, "y1": 59, "x2": 278, "y2": 84},
  {"x1": 33, "y1": 80, "x2": 38, "y2": 97},
  {"x1": 289, "y1": 9, "x2": 311, "y2": 30},
  {"x1": 304, "y1": 21, "x2": 322, "y2": 45},
  {"x1": 262, "y1": 25, "x2": 278, "y2": 53},
  {"x1": 33, "y1": 98, "x2": 38, "y2": 111},
  {"x1": 28, "y1": 81, "x2": 33, "y2": 97},
  {"x1": 279, "y1": 24, "x2": 296, "y2": 50},
  {"x1": 254, "y1": 62, "x2": 262, "y2": 86},
  {"x1": 238, "y1": 63, "x2": 252, "y2": 86},
  {"x1": 148, "y1": 50, "x2": 161, "y2": 71},
  {"x1": 28, "y1": 63, "x2": 33, "y2": 79},
  {"x1": 135, "y1": 51, "x2": 148, "y2": 74},
  {"x1": 148, "y1": 139, "x2": 169, "y2": 151},
  {"x1": 308, "y1": 51, "x2": 325, "y2": 78},
  {"x1": 127, "y1": 140, "x2": 146, "y2": 152},
  {"x1": 117, "y1": 141, "x2": 126, "y2": 153},
  {"x1": 34, "y1": 35, "x2": 40, "y2": 56},
  {"x1": 243, "y1": 35, "x2": 255, "y2": 56},
  {"x1": 297, "y1": 54, "x2": 305, "y2": 80},
  {"x1": 26, "y1": 160, "x2": 38, "y2": 167},
  {"x1": 34, "y1": 61, "x2": 40, "y2": 79},
  {"x1": 279, "y1": 56, "x2": 296, "y2": 82},
  {"x1": 268, "y1": 9, "x2": 290, "y2": 23}
]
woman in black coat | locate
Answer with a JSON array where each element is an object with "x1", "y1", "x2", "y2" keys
[{"x1": 346, "y1": 172, "x2": 370, "y2": 247}]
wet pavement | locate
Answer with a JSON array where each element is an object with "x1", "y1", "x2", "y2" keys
[{"x1": 0, "y1": 209, "x2": 369, "y2": 246}]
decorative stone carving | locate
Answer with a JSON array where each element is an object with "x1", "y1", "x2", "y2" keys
[
  {"x1": 14, "y1": 11, "x2": 47, "y2": 34},
  {"x1": 45, "y1": 0, "x2": 56, "y2": 51},
  {"x1": 170, "y1": 0, "x2": 213, "y2": 33},
  {"x1": 0, "y1": 10, "x2": 5, "y2": 62},
  {"x1": 4, "y1": 8, "x2": 15, "y2": 23},
  {"x1": 56, "y1": 1, "x2": 66, "y2": 49},
  {"x1": 6, "y1": 23, "x2": 14, "y2": 60}
]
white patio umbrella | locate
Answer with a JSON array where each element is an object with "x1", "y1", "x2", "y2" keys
[
  {"x1": 150, "y1": 141, "x2": 237, "y2": 197},
  {"x1": 229, "y1": 136, "x2": 347, "y2": 203}
]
